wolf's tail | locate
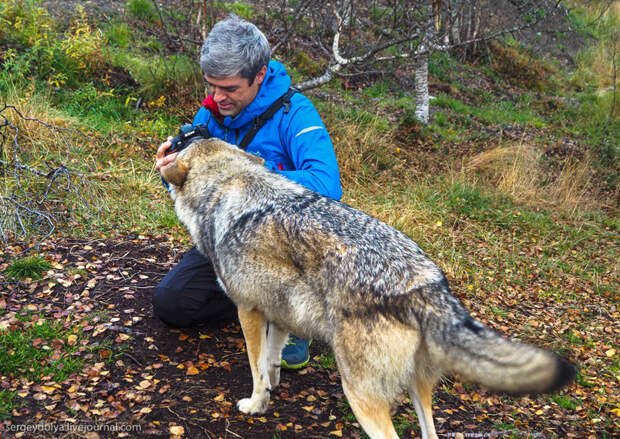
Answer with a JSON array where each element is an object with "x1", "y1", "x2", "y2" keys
[
  {"x1": 416, "y1": 281, "x2": 576, "y2": 394},
  {"x1": 429, "y1": 313, "x2": 575, "y2": 394},
  {"x1": 439, "y1": 315, "x2": 575, "y2": 394}
]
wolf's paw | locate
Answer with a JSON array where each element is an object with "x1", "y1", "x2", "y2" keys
[{"x1": 237, "y1": 397, "x2": 268, "y2": 415}]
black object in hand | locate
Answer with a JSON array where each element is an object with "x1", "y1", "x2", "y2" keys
[{"x1": 166, "y1": 124, "x2": 211, "y2": 155}]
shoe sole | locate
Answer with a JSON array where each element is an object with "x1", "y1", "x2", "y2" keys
[{"x1": 281, "y1": 355, "x2": 310, "y2": 370}]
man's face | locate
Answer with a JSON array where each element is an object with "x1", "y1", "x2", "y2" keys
[{"x1": 205, "y1": 66, "x2": 267, "y2": 117}]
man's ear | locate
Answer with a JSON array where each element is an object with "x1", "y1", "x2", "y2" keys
[
  {"x1": 161, "y1": 158, "x2": 189, "y2": 187},
  {"x1": 254, "y1": 65, "x2": 267, "y2": 86}
]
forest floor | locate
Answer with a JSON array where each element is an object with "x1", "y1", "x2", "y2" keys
[{"x1": 1, "y1": 236, "x2": 613, "y2": 438}]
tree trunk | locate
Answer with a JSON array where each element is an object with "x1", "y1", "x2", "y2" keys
[{"x1": 414, "y1": 52, "x2": 430, "y2": 124}]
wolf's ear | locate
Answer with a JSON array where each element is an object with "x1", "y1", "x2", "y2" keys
[
  {"x1": 240, "y1": 150, "x2": 265, "y2": 166},
  {"x1": 161, "y1": 159, "x2": 189, "y2": 187}
]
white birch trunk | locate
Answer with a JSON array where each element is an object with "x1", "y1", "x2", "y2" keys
[{"x1": 415, "y1": 52, "x2": 430, "y2": 124}]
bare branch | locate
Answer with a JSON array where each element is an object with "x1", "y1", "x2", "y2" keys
[{"x1": 0, "y1": 104, "x2": 101, "y2": 247}]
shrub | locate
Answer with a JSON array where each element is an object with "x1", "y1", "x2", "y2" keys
[{"x1": 4, "y1": 255, "x2": 52, "y2": 280}]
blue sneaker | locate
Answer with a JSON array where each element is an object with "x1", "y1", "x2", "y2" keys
[{"x1": 281, "y1": 335, "x2": 311, "y2": 370}]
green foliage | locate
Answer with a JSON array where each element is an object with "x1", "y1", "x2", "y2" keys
[
  {"x1": 489, "y1": 40, "x2": 560, "y2": 92},
  {"x1": 370, "y1": 5, "x2": 389, "y2": 21},
  {"x1": 52, "y1": 83, "x2": 140, "y2": 131},
  {"x1": 551, "y1": 394, "x2": 580, "y2": 410},
  {"x1": 0, "y1": 0, "x2": 54, "y2": 47},
  {"x1": 431, "y1": 94, "x2": 545, "y2": 134},
  {"x1": 219, "y1": 2, "x2": 254, "y2": 19},
  {"x1": 103, "y1": 22, "x2": 132, "y2": 48},
  {"x1": 0, "y1": 1, "x2": 106, "y2": 88},
  {"x1": 0, "y1": 315, "x2": 84, "y2": 381},
  {"x1": 0, "y1": 390, "x2": 21, "y2": 421},
  {"x1": 4, "y1": 255, "x2": 52, "y2": 280},
  {"x1": 315, "y1": 351, "x2": 336, "y2": 370},
  {"x1": 111, "y1": 51, "x2": 201, "y2": 99},
  {"x1": 292, "y1": 50, "x2": 323, "y2": 77},
  {"x1": 127, "y1": 0, "x2": 157, "y2": 22},
  {"x1": 428, "y1": 51, "x2": 460, "y2": 82},
  {"x1": 363, "y1": 80, "x2": 393, "y2": 98}
]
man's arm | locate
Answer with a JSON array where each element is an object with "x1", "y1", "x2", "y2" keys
[{"x1": 273, "y1": 97, "x2": 343, "y2": 200}]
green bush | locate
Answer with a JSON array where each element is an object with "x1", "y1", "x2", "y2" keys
[
  {"x1": 104, "y1": 22, "x2": 132, "y2": 48},
  {"x1": 0, "y1": 1, "x2": 106, "y2": 88},
  {"x1": 127, "y1": 0, "x2": 157, "y2": 22},
  {"x1": 4, "y1": 255, "x2": 52, "y2": 280}
]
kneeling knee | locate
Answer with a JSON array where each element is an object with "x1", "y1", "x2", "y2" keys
[{"x1": 152, "y1": 286, "x2": 191, "y2": 327}]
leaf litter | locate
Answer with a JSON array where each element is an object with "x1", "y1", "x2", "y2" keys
[{"x1": 0, "y1": 236, "x2": 617, "y2": 438}]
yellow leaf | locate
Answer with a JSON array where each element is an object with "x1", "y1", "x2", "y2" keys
[
  {"x1": 186, "y1": 366, "x2": 199, "y2": 376},
  {"x1": 67, "y1": 335, "x2": 78, "y2": 346},
  {"x1": 605, "y1": 348, "x2": 616, "y2": 357},
  {"x1": 330, "y1": 430, "x2": 343, "y2": 437},
  {"x1": 169, "y1": 425, "x2": 184, "y2": 435},
  {"x1": 41, "y1": 386, "x2": 57, "y2": 395},
  {"x1": 137, "y1": 380, "x2": 152, "y2": 389},
  {"x1": 140, "y1": 407, "x2": 152, "y2": 414}
]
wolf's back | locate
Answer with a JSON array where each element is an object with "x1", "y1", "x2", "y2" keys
[{"x1": 425, "y1": 300, "x2": 575, "y2": 394}]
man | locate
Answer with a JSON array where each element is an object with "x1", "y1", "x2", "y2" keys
[{"x1": 153, "y1": 15, "x2": 342, "y2": 370}]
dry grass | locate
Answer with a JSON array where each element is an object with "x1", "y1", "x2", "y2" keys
[
  {"x1": 466, "y1": 143, "x2": 597, "y2": 215},
  {"x1": 571, "y1": 1, "x2": 620, "y2": 91}
]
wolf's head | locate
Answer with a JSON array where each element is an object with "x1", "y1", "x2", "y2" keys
[{"x1": 161, "y1": 138, "x2": 265, "y2": 188}]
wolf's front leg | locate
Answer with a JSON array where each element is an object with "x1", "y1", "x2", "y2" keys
[
  {"x1": 237, "y1": 307, "x2": 280, "y2": 414},
  {"x1": 263, "y1": 322, "x2": 289, "y2": 389}
]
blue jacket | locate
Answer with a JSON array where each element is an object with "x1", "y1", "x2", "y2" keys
[{"x1": 192, "y1": 61, "x2": 342, "y2": 200}]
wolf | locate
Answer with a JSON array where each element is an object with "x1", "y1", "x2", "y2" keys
[{"x1": 161, "y1": 138, "x2": 575, "y2": 439}]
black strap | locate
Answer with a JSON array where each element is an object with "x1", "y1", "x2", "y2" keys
[{"x1": 239, "y1": 87, "x2": 297, "y2": 151}]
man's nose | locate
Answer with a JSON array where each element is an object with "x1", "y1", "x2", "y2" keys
[{"x1": 213, "y1": 89, "x2": 227, "y2": 102}]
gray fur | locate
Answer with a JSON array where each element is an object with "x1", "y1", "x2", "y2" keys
[{"x1": 163, "y1": 138, "x2": 575, "y2": 439}]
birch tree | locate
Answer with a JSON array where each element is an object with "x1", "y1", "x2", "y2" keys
[{"x1": 271, "y1": 0, "x2": 564, "y2": 124}]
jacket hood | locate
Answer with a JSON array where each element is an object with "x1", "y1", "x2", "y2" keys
[{"x1": 216, "y1": 60, "x2": 292, "y2": 130}]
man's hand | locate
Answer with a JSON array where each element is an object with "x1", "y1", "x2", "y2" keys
[{"x1": 156, "y1": 136, "x2": 177, "y2": 172}]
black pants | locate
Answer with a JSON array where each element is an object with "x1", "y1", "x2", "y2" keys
[{"x1": 152, "y1": 247, "x2": 237, "y2": 327}]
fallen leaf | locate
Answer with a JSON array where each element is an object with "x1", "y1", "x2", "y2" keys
[
  {"x1": 605, "y1": 348, "x2": 616, "y2": 357},
  {"x1": 137, "y1": 380, "x2": 152, "y2": 389},
  {"x1": 169, "y1": 425, "x2": 184, "y2": 435}
]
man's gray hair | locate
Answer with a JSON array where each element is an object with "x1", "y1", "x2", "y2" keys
[{"x1": 200, "y1": 15, "x2": 271, "y2": 82}]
